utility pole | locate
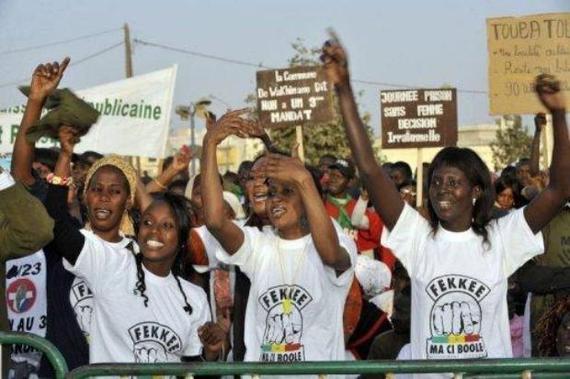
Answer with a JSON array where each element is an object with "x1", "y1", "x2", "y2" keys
[
  {"x1": 123, "y1": 23, "x2": 133, "y2": 78},
  {"x1": 123, "y1": 23, "x2": 142, "y2": 174}
]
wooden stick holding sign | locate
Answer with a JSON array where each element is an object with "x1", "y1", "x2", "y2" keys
[
  {"x1": 416, "y1": 148, "x2": 424, "y2": 209},
  {"x1": 295, "y1": 125, "x2": 305, "y2": 162}
]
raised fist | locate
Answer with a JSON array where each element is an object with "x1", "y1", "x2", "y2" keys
[
  {"x1": 29, "y1": 57, "x2": 70, "y2": 101},
  {"x1": 535, "y1": 74, "x2": 565, "y2": 112}
]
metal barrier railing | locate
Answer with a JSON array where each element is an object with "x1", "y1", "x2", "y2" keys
[
  {"x1": 2, "y1": 332, "x2": 569, "y2": 379},
  {"x1": 465, "y1": 374, "x2": 570, "y2": 379},
  {"x1": 66, "y1": 358, "x2": 570, "y2": 379},
  {"x1": 0, "y1": 331, "x2": 69, "y2": 379}
]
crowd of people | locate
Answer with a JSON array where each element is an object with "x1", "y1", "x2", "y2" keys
[{"x1": 1, "y1": 36, "x2": 569, "y2": 379}]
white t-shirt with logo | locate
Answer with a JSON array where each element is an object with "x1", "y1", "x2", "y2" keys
[
  {"x1": 69, "y1": 233, "x2": 133, "y2": 339},
  {"x1": 381, "y1": 204, "x2": 543, "y2": 374},
  {"x1": 64, "y1": 230, "x2": 210, "y2": 365},
  {"x1": 216, "y1": 224, "x2": 357, "y2": 370}
]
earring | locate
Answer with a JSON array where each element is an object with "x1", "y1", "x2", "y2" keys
[{"x1": 472, "y1": 198, "x2": 477, "y2": 206}]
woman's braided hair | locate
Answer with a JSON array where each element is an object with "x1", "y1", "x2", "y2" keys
[
  {"x1": 535, "y1": 295, "x2": 570, "y2": 356},
  {"x1": 133, "y1": 192, "x2": 194, "y2": 315}
]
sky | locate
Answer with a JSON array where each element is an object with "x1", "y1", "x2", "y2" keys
[{"x1": 0, "y1": 0, "x2": 568, "y2": 136}]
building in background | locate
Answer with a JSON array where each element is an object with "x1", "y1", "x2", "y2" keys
[
  {"x1": 377, "y1": 123, "x2": 500, "y2": 173},
  {"x1": 139, "y1": 127, "x2": 265, "y2": 177},
  {"x1": 140, "y1": 123, "x2": 505, "y2": 179}
]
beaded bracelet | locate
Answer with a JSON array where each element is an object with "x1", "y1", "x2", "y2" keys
[{"x1": 46, "y1": 173, "x2": 74, "y2": 187}]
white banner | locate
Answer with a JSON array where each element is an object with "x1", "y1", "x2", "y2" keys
[{"x1": 0, "y1": 66, "x2": 177, "y2": 158}]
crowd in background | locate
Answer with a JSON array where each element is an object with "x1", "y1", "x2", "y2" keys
[{"x1": 1, "y1": 36, "x2": 569, "y2": 379}]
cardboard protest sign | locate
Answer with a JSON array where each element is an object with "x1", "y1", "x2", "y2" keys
[
  {"x1": 256, "y1": 66, "x2": 334, "y2": 129},
  {"x1": 380, "y1": 88, "x2": 457, "y2": 149},
  {"x1": 487, "y1": 13, "x2": 570, "y2": 115},
  {"x1": 0, "y1": 66, "x2": 177, "y2": 158}
]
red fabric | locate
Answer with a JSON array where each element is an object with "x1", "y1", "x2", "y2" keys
[
  {"x1": 186, "y1": 228, "x2": 208, "y2": 266},
  {"x1": 214, "y1": 269, "x2": 233, "y2": 311},
  {"x1": 378, "y1": 245, "x2": 396, "y2": 271},
  {"x1": 343, "y1": 278, "x2": 363, "y2": 342},
  {"x1": 324, "y1": 198, "x2": 381, "y2": 252},
  {"x1": 325, "y1": 198, "x2": 396, "y2": 271}
]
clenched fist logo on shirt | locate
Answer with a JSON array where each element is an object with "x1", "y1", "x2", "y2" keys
[
  {"x1": 425, "y1": 275, "x2": 490, "y2": 359},
  {"x1": 258, "y1": 285, "x2": 313, "y2": 362},
  {"x1": 134, "y1": 341, "x2": 168, "y2": 363},
  {"x1": 432, "y1": 301, "x2": 480, "y2": 335}
]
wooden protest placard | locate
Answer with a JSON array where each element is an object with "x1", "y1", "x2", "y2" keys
[
  {"x1": 380, "y1": 88, "x2": 458, "y2": 149},
  {"x1": 487, "y1": 13, "x2": 570, "y2": 115},
  {"x1": 256, "y1": 66, "x2": 334, "y2": 129}
]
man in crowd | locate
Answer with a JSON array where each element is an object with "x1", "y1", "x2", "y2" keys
[{"x1": 324, "y1": 158, "x2": 382, "y2": 258}]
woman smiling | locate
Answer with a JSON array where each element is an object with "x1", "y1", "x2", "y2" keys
[
  {"x1": 200, "y1": 110, "x2": 357, "y2": 373},
  {"x1": 321, "y1": 33, "x2": 570, "y2": 375},
  {"x1": 44, "y1": 127, "x2": 225, "y2": 369}
]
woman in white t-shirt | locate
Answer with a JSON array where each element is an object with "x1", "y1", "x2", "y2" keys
[
  {"x1": 200, "y1": 110, "x2": 357, "y2": 369},
  {"x1": 183, "y1": 152, "x2": 277, "y2": 363},
  {"x1": 46, "y1": 128, "x2": 225, "y2": 366},
  {"x1": 320, "y1": 35, "x2": 570, "y2": 372}
]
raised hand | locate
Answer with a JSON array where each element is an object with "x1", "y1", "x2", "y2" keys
[
  {"x1": 535, "y1": 74, "x2": 565, "y2": 112},
  {"x1": 58, "y1": 124, "x2": 79, "y2": 156},
  {"x1": 205, "y1": 112, "x2": 217, "y2": 131},
  {"x1": 171, "y1": 145, "x2": 192, "y2": 173},
  {"x1": 240, "y1": 111, "x2": 266, "y2": 138},
  {"x1": 204, "y1": 108, "x2": 263, "y2": 146},
  {"x1": 29, "y1": 57, "x2": 70, "y2": 101},
  {"x1": 320, "y1": 31, "x2": 349, "y2": 88},
  {"x1": 262, "y1": 148, "x2": 310, "y2": 187}
]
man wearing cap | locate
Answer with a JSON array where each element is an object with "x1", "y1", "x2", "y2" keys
[{"x1": 324, "y1": 158, "x2": 382, "y2": 258}]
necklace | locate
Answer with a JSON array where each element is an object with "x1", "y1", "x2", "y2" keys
[{"x1": 276, "y1": 235, "x2": 309, "y2": 315}]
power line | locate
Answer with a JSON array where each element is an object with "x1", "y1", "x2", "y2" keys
[
  {"x1": 0, "y1": 41, "x2": 124, "y2": 90},
  {"x1": 134, "y1": 39, "x2": 269, "y2": 69},
  {"x1": 134, "y1": 38, "x2": 488, "y2": 95},
  {"x1": 0, "y1": 28, "x2": 121, "y2": 56},
  {"x1": 349, "y1": 78, "x2": 487, "y2": 94},
  {"x1": 69, "y1": 41, "x2": 124, "y2": 66}
]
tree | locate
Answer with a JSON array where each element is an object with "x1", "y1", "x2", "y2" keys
[
  {"x1": 248, "y1": 38, "x2": 376, "y2": 165},
  {"x1": 490, "y1": 115, "x2": 532, "y2": 170}
]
